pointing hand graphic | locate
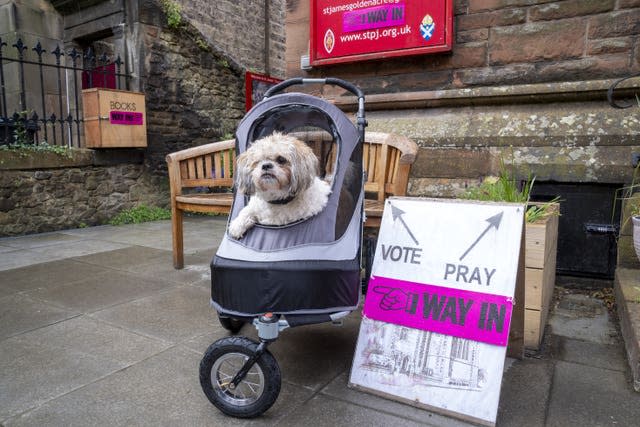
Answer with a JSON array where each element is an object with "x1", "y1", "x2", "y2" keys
[{"x1": 372, "y1": 286, "x2": 417, "y2": 312}]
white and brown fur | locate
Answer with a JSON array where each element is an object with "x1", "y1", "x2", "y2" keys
[{"x1": 227, "y1": 132, "x2": 331, "y2": 239}]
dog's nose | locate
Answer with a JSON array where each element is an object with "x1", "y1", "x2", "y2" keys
[{"x1": 262, "y1": 162, "x2": 273, "y2": 171}]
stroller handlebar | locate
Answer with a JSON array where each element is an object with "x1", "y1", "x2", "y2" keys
[
  {"x1": 264, "y1": 78, "x2": 364, "y2": 100},
  {"x1": 263, "y1": 78, "x2": 366, "y2": 132}
]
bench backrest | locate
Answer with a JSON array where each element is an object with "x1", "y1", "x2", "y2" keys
[
  {"x1": 166, "y1": 139, "x2": 235, "y2": 196},
  {"x1": 363, "y1": 132, "x2": 418, "y2": 201},
  {"x1": 166, "y1": 132, "x2": 417, "y2": 199}
]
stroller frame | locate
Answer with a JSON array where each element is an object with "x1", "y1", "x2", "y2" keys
[{"x1": 199, "y1": 78, "x2": 367, "y2": 418}]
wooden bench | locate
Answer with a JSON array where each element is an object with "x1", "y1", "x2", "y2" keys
[{"x1": 166, "y1": 132, "x2": 418, "y2": 269}]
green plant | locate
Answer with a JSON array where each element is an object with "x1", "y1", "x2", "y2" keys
[
  {"x1": 461, "y1": 159, "x2": 559, "y2": 223},
  {"x1": 613, "y1": 163, "x2": 640, "y2": 230},
  {"x1": 160, "y1": 0, "x2": 182, "y2": 29},
  {"x1": 0, "y1": 141, "x2": 73, "y2": 158},
  {"x1": 13, "y1": 111, "x2": 30, "y2": 145},
  {"x1": 195, "y1": 37, "x2": 209, "y2": 51},
  {"x1": 108, "y1": 205, "x2": 171, "y2": 225}
]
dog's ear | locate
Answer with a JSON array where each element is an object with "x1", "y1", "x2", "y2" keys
[
  {"x1": 234, "y1": 151, "x2": 255, "y2": 195},
  {"x1": 289, "y1": 139, "x2": 318, "y2": 193}
]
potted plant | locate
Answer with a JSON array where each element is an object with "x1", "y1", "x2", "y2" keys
[
  {"x1": 461, "y1": 162, "x2": 560, "y2": 349},
  {"x1": 614, "y1": 163, "x2": 640, "y2": 264}
]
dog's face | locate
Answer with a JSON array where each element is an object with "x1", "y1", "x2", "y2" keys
[{"x1": 235, "y1": 132, "x2": 319, "y2": 201}]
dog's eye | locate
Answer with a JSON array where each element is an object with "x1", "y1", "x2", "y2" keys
[{"x1": 275, "y1": 156, "x2": 287, "y2": 165}]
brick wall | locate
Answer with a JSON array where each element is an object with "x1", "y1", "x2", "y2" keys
[
  {"x1": 286, "y1": 0, "x2": 640, "y2": 94},
  {"x1": 176, "y1": 0, "x2": 286, "y2": 78}
]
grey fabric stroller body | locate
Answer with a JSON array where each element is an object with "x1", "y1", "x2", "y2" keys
[{"x1": 199, "y1": 78, "x2": 366, "y2": 418}]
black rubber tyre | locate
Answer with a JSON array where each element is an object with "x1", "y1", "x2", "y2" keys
[
  {"x1": 199, "y1": 336, "x2": 281, "y2": 418},
  {"x1": 218, "y1": 315, "x2": 246, "y2": 334}
]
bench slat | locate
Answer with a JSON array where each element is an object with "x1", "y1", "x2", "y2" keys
[
  {"x1": 205, "y1": 155, "x2": 213, "y2": 179},
  {"x1": 175, "y1": 193, "x2": 234, "y2": 206}
]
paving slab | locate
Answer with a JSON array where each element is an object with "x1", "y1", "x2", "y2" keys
[
  {"x1": 0, "y1": 316, "x2": 169, "y2": 421},
  {"x1": 0, "y1": 232, "x2": 84, "y2": 250},
  {"x1": 546, "y1": 360, "x2": 640, "y2": 427},
  {"x1": 0, "y1": 259, "x2": 112, "y2": 293},
  {"x1": 90, "y1": 284, "x2": 216, "y2": 343},
  {"x1": 71, "y1": 246, "x2": 169, "y2": 270},
  {"x1": 554, "y1": 335, "x2": 627, "y2": 372},
  {"x1": 548, "y1": 293, "x2": 617, "y2": 345},
  {"x1": 0, "y1": 249, "x2": 66, "y2": 271},
  {"x1": 0, "y1": 244, "x2": 16, "y2": 253},
  {"x1": 265, "y1": 316, "x2": 361, "y2": 391},
  {"x1": 25, "y1": 269, "x2": 177, "y2": 313},
  {"x1": 4, "y1": 346, "x2": 315, "y2": 427},
  {"x1": 278, "y1": 393, "x2": 431, "y2": 427},
  {"x1": 0, "y1": 293, "x2": 79, "y2": 340},
  {"x1": 28, "y1": 239, "x2": 131, "y2": 260},
  {"x1": 496, "y1": 358, "x2": 554, "y2": 427},
  {"x1": 321, "y1": 372, "x2": 472, "y2": 427},
  {"x1": 116, "y1": 253, "x2": 211, "y2": 285}
]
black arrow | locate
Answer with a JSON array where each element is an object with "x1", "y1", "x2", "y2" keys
[
  {"x1": 390, "y1": 204, "x2": 419, "y2": 246},
  {"x1": 459, "y1": 211, "x2": 504, "y2": 261}
]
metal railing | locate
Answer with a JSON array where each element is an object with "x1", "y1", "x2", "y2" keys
[{"x1": 0, "y1": 37, "x2": 130, "y2": 148}]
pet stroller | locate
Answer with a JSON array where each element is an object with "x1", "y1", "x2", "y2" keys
[{"x1": 199, "y1": 78, "x2": 366, "y2": 418}]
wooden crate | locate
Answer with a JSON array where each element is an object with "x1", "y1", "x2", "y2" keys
[
  {"x1": 82, "y1": 88, "x2": 147, "y2": 148},
  {"x1": 524, "y1": 204, "x2": 559, "y2": 349}
]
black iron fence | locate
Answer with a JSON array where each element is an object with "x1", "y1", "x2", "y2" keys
[{"x1": 0, "y1": 37, "x2": 130, "y2": 148}]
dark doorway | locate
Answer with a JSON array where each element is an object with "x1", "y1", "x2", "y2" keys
[{"x1": 530, "y1": 182, "x2": 621, "y2": 280}]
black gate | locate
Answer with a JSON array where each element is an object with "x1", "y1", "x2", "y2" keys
[
  {"x1": 0, "y1": 37, "x2": 130, "y2": 148},
  {"x1": 531, "y1": 182, "x2": 621, "y2": 280}
]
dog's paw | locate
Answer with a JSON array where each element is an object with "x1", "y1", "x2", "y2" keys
[{"x1": 227, "y1": 220, "x2": 246, "y2": 239}]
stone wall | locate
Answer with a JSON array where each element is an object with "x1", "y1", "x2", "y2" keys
[
  {"x1": 0, "y1": 151, "x2": 166, "y2": 236},
  {"x1": 174, "y1": 0, "x2": 287, "y2": 78},
  {"x1": 137, "y1": 5, "x2": 246, "y2": 175}
]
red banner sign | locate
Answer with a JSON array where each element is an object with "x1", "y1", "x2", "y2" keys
[
  {"x1": 245, "y1": 72, "x2": 282, "y2": 111},
  {"x1": 310, "y1": 0, "x2": 453, "y2": 66}
]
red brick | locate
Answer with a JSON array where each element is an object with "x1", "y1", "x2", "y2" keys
[
  {"x1": 529, "y1": 0, "x2": 614, "y2": 21},
  {"x1": 457, "y1": 28, "x2": 490, "y2": 44},
  {"x1": 454, "y1": 0, "x2": 470, "y2": 15},
  {"x1": 448, "y1": 42, "x2": 488, "y2": 68},
  {"x1": 619, "y1": 0, "x2": 640, "y2": 8},
  {"x1": 452, "y1": 63, "x2": 536, "y2": 87},
  {"x1": 587, "y1": 37, "x2": 633, "y2": 56},
  {"x1": 456, "y1": 8, "x2": 526, "y2": 31},
  {"x1": 589, "y1": 9, "x2": 640, "y2": 39},
  {"x1": 468, "y1": 0, "x2": 553, "y2": 13},
  {"x1": 535, "y1": 54, "x2": 633, "y2": 81},
  {"x1": 489, "y1": 19, "x2": 586, "y2": 65}
]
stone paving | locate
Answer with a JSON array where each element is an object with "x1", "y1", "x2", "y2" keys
[{"x1": 1, "y1": 216, "x2": 639, "y2": 426}]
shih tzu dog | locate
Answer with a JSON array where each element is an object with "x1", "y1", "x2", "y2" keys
[{"x1": 227, "y1": 132, "x2": 331, "y2": 239}]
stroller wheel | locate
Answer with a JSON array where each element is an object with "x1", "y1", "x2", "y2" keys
[
  {"x1": 199, "y1": 336, "x2": 281, "y2": 418},
  {"x1": 217, "y1": 315, "x2": 245, "y2": 333}
]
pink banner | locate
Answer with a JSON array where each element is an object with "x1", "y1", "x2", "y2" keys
[
  {"x1": 342, "y1": 4, "x2": 405, "y2": 33},
  {"x1": 109, "y1": 111, "x2": 143, "y2": 125},
  {"x1": 364, "y1": 276, "x2": 513, "y2": 346}
]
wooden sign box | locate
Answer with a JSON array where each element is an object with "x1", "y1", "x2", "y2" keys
[
  {"x1": 82, "y1": 88, "x2": 147, "y2": 148},
  {"x1": 524, "y1": 204, "x2": 559, "y2": 349}
]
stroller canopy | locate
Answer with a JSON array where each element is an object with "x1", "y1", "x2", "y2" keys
[{"x1": 216, "y1": 92, "x2": 363, "y2": 262}]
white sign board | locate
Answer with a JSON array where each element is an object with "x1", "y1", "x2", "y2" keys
[{"x1": 349, "y1": 197, "x2": 525, "y2": 426}]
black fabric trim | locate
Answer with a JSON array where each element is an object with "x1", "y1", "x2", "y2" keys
[{"x1": 211, "y1": 255, "x2": 360, "y2": 315}]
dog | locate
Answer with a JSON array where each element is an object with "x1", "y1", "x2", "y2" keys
[{"x1": 227, "y1": 132, "x2": 331, "y2": 239}]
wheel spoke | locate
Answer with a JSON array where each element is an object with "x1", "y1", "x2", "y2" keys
[{"x1": 211, "y1": 351, "x2": 265, "y2": 406}]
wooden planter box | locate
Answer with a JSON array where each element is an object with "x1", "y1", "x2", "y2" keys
[
  {"x1": 82, "y1": 88, "x2": 147, "y2": 148},
  {"x1": 524, "y1": 203, "x2": 559, "y2": 349}
]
